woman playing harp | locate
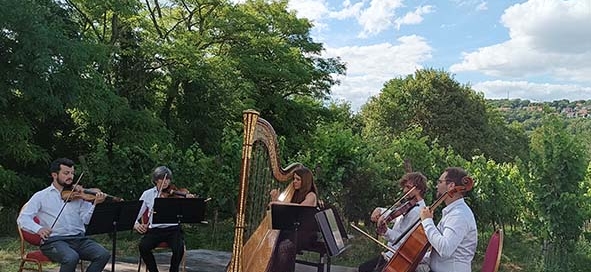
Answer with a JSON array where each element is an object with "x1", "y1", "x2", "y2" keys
[
  {"x1": 269, "y1": 167, "x2": 319, "y2": 272},
  {"x1": 227, "y1": 110, "x2": 311, "y2": 272}
]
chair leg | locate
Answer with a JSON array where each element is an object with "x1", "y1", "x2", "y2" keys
[{"x1": 326, "y1": 256, "x2": 331, "y2": 272}]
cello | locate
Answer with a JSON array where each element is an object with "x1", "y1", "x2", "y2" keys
[{"x1": 382, "y1": 176, "x2": 474, "y2": 272}]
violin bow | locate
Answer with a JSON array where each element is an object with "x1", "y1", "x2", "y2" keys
[
  {"x1": 149, "y1": 173, "x2": 168, "y2": 224},
  {"x1": 50, "y1": 172, "x2": 85, "y2": 230},
  {"x1": 351, "y1": 223, "x2": 397, "y2": 253},
  {"x1": 379, "y1": 186, "x2": 416, "y2": 218}
]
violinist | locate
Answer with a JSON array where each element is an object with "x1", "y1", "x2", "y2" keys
[
  {"x1": 358, "y1": 172, "x2": 427, "y2": 272},
  {"x1": 417, "y1": 167, "x2": 477, "y2": 272},
  {"x1": 16, "y1": 158, "x2": 111, "y2": 272},
  {"x1": 134, "y1": 166, "x2": 195, "y2": 272}
]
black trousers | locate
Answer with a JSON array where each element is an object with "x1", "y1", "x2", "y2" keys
[
  {"x1": 358, "y1": 255, "x2": 387, "y2": 272},
  {"x1": 139, "y1": 226, "x2": 185, "y2": 272}
]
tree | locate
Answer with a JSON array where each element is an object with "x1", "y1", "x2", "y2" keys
[
  {"x1": 361, "y1": 68, "x2": 527, "y2": 162},
  {"x1": 528, "y1": 115, "x2": 590, "y2": 271}
]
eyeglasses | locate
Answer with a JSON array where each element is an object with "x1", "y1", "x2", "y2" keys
[{"x1": 438, "y1": 179, "x2": 453, "y2": 184}]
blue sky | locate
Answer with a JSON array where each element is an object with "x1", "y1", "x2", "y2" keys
[{"x1": 279, "y1": 0, "x2": 591, "y2": 111}]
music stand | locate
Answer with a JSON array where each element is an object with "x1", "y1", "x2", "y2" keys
[
  {"x1": 271, "y1": 203, "x2": 319, "y2": 252},
  {"x1": 152, "y1": 198, "x2": 207, "y2": 224},
  {"x1": 314, "y1": 208, "x2": 349, "y2": 256},
  {"x1": 85, "y1": 200, "x2": 142, "y2": 272}
]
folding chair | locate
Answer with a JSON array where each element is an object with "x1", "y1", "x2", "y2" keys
[
  {"x1": 481, "y1": 229, "x2": 504, "y2": 272},
  {"x1": 17, "y1": 207, "x2": 84, "y2": 272}
]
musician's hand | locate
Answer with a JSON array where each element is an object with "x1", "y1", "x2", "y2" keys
[
  {"x1": 37, "y1": 227, "x2": 52, "y2": 240},
  {"x1": 134, "y1": 223, "x2": 148, "y2": 234},
  {"x1": 419, "y1": 207, "x2": 433, "y2": 221},
  {"x1": 73, "y1": 185, "x2": 84, "y2": 192},
  {"x1": 370, "y1": 208, "x2": 383, "y2": 222},
  {"x1": 94, "y1": 191, "x2": 106, "y2": 205},
  {"x1": 186, "y1": 193, "x2": 196, "y2": 198},
  {"x1": 270, "y1": 189, "x2": 280, "y2": 202}
]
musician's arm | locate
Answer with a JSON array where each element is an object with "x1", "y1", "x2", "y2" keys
[
  {"x1": 300, "y1": 192, "x2": 317, "y2": 207},
  {"x1": 421, "y1": 214, "x2": 467, "y2": 257},
  {"x1": 17, "y1": 195, "x2": 43, "y2": 234},
  {"x1": 384, "y1": 208, "x2": 419, "y2": 241}
]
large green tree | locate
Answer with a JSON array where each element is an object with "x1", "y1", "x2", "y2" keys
[{"x1": 361, "y1": 68, "x2": 527, "y2": 163}]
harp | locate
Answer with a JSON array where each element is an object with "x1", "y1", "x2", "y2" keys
[{"x1": 226, "y1": 110, "x2": 303, "y2": 272}]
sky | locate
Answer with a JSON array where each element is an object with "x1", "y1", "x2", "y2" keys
[
  {"x1": 270, "y1": 0, "x2": 591, "y2": 111},
  {"x1": 228, "y1": 0, "x2": 591, "y2": 111}
]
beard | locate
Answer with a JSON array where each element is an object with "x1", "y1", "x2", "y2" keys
[
  {"x1": 436, "y1": 191, "x2": 443, "y2": 198},
  {"x1": 57, "y1": 177, "x2": 73, "y2": 189}
]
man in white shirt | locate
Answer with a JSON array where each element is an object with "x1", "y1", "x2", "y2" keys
[
  {"x1": 17, "y1": 158, "x2": 110, "y2": 272},
  {"x1": 358, "y1": 172, "x2": 428, "y2": 272},
  {"x1": 419, "y1": 167, "x2": 477, "y2": 272},
  {"x1": 134, "y1": 166, "x2": 195, "y2": 272}
]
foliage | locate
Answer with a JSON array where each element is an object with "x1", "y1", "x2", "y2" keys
[
  {"x1": 360, "y1": 68, "x2": 527, "y2": 163},
  {"x1": 3, "y1": 1, "x2": 591, "y2": 270},
  {"x1": 466, "y1": 156, "x2": 526, "y2": 230},
  {"x1": 527, "y1": 115, "x2": 590, "y2": 270}
]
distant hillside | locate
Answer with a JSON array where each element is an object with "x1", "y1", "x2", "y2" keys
[{"x1": 486, "y1": 98, "x2": 591, "y2": 133}]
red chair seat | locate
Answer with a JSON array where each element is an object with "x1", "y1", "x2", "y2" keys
[
  {"x1": 157, "y1": 242, "x2": 169, "y2": 248},
  {"x1": 25, "y1": 250, "x2": 52, "y2": 262}
]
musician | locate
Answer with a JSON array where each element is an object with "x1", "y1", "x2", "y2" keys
[
  {"x1": 134, "y1": 166, "x2": 195, "y2": 272},
  {"x1": 17, "y1": 158, "x2": 110, "y2": 272},
  {"x1": 418, "y1": 167, "x2": 477, "y2": 272},
  {"x1": 269, "y1": 167, "x2": 319, "y2": 272},
  {"x1": 358, "y1": 172, "x2": 427, "y2": 272}
]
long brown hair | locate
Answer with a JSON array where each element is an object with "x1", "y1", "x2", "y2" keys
[{"x1": 290, "y1": 167, "x2": 317, "y2": 204}]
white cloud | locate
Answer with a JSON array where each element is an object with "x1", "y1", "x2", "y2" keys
[
  {"x1": 452, "y1": 0, "x2": 488, "y2": 11},
  {"x1": 476, "y1": 2, "x2": 488, "y2": 11},
  {"x1": 288, "y1": 0, "x2": 330, "y2": 22},
  {"x1": 357, "y1": 0, "x2": 404, "y2": 36},
  {"x1": 451, "y1": 0, "x2": 591, "y2": 83},
  {"x1": 473, "y1": 80, "x2": 591, "y2": 102},
  {"x1": 329, "y1": 1, "x2": 364, "y2": 20},
  {"x1": 324, "y1": 35, "x2": 432, "y2": 110},
  {"x1": 394, "y1": 5, "x2": 434, "y2": 30}
]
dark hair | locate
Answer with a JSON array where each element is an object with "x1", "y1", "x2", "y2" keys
[
  {"x1": 444, "y1": 167, "x2": 468, "y2": 186},
  {"x1": 444, "y1": 167, "x2": 472, "y2": 195},
  {"x1": 50, "y1": 158, "x2": 75, "y2": 174},
  {"x1": 152, "y1": 166, "x2": 172, "y2": 184},
  {"x1": 291, "y1": 167, "x2": 318, "y2": 204},
  {"x1": 399, "y1": 172, "x2": 428, "y2": 197}
]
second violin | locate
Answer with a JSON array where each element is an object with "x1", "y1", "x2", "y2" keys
[{"x1": 159, "y1": 184, "x2": 196, "y2": 198}]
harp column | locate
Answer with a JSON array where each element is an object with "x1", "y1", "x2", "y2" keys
[{"x1": 227, "y1": 110, "x2": 260, "y2": 272}]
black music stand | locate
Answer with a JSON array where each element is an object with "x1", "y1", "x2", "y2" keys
[
  {"x1": 86, "y1": 200, "x2": 143, "y2": 272},
  {"x1": 315, "y1": 208, "x2": 349, "y2": 256},
  {"x1": 152, "y1": 198, "x2": 207, "y2": 224},
  {"x1": 271, "y1": 203, "x2": 319, "y2": 252}
]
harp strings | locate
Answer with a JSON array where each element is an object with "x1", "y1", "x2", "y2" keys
[{"x1": 244, "y1": 142, "x2": 275, "y2": 240}]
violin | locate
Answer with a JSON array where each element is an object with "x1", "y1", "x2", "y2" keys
[
  {"x1": 377, "y1": 196, "x2": 419, "y2": 235},
  {"x1": 61, "y1": 188, "x2": 123, "y2": 202},
  {"x1": 159, "y1": 184, "x2": 195, "y2": 198}
]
